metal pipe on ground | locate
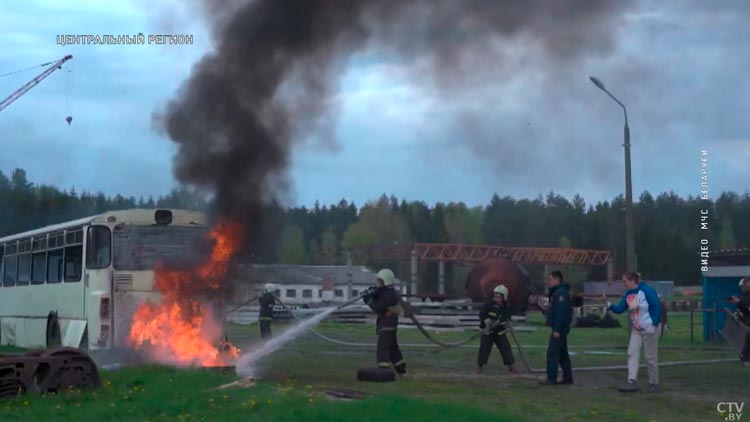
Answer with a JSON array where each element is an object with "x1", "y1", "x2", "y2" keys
[
  {"x1": 261, "y1": 296, "x2": 739, "y2": 372},
  {"x1": 570, "y1": 358, "x2": 739, "y2": 372},
  {"x1": 507, "y1": 323, "x2": 738, "y2": 374}
]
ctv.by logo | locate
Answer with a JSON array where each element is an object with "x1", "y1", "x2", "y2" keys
[{"x1": 717, "y1": 402, "x2": 744, "y2": 421}]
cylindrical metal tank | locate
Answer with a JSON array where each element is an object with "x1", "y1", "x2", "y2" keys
[{"x1": 465, "y1": 257, "x2": 530, "y2": 315}]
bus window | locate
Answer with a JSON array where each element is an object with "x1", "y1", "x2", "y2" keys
[
  {"x1": 64, "y1": 245, "x2": 83, "y2": 282},
  {"x1": 17, "y1": 254, "x2": 31, "y2": 285},
  {"x1": 66, "y1": 229, "x2": 83, "y2": 245},
  {"x1": 47, "y1": 249, "x2": 63, "y2": 283},
  {"x1": 3, "y1": 255, "x2": 17, "y2": 286},
  {"x1": 31, "y1": 251, "x2": 46, "y2": 284},
  {"x1": 86, "y1": 226, "x2": 111, "y2": 269},
  {"x1": 48, "y1": 232, "x2": 64, "y2": 249},
  {"x1": 0, "y1": 244, "x2": 4, "y2": 282}
]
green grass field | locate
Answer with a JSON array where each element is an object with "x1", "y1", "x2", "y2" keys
[{"x1": 0, "y1": 312, "x2": 745, "y2": 422}]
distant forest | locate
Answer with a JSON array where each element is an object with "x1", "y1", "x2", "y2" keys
[{"x1": 1, "y1": 168, "x2": 748, "y2": 290}]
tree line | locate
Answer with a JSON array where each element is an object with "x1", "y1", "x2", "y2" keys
[{"x1": 2, "y1": 168, "x2": 748, "y2": 291}]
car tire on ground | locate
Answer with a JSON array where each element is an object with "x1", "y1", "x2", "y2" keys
[{"x1": 357, "y1": 367, "x2": 396, "y2": 382}]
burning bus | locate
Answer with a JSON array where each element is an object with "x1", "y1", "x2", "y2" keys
[{"x1": 0, "y1": 209, "x2": 239, "y2": 367}]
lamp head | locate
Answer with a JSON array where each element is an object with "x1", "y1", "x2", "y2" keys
[{"x1": 589, "y1": 76, "x2": 606, "y2": 91}]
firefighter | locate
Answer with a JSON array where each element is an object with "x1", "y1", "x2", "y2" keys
[
  {"x1": 258, "y1": 283, "x2": 276, "y2": 340},
  {"x1": 362, "y1": 269, "x2": 406, "y2": 376},
  {"x1": 728, "y1": 276, "x2": 750, "y2": 365},
  {"x1": 539, "y1": 270, "x2": 573, "y2": 385},
  {"x1": 476, "y1": 284, "x2": 520, "y2": 374}
]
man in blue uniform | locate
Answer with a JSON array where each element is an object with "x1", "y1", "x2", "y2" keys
[{"x1": 540, "y1": 270, "x2": 573, "y2": 385}]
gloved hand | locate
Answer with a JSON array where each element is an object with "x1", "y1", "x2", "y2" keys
[
  {"x1": 362, "y1": 286, "x2": 378, "y2": 303},
  {"x1": 481, "y1": 318, "x2": 493, "y2": 335}
]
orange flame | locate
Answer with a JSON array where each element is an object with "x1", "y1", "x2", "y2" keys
[{"x1": 128, "y1": 220, "x2": 243, "y2": 366}]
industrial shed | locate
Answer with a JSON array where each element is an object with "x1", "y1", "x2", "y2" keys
[{"x1": 230, "y1": 264, "x2": 404, "y2": 306}]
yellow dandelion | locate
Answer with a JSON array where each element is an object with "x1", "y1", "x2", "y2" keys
[
  {"x1": 23, "y1": 401, "x2": 29, "y2": 406},
  {"x1": 208, "y1": 398, "x2": 214, "y2": 402}
]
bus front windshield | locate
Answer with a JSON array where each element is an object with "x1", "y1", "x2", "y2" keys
[{"x1": 113, "y1": 225, "x2": 212, "y2": 271}]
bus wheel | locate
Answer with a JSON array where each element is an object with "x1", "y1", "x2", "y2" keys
[{"x1": 46, "y1": 312, "x2": 62, "y2": 349}]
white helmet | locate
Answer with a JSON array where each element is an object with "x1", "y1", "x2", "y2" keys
[
  {"x1": 264, "y1": 283, "x2": 275, "y2": 293},
  {"x1": 377, "y1": 269, "x2": 395, "y2": 286},
  {"x1": 493, "y1": 284, "x2": 509, "y2": 301},
  {"x1": 741, "y1": 277, "x2": 749, "y2": 288}
]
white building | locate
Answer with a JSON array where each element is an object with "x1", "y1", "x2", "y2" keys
[{"x1": 231, "y1": 264, "x2": 404, "y2": 306}]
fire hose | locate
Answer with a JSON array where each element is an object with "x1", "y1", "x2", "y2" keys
[
  {"x1": 239, "y1": 294, "x2": 738, "y2": 371},
  {"x1": 273, "y1": 294, "x2": 481, "y2": 349},
  {"x1": 224, "y1": 295, "x2": 260, "y2": 315}
]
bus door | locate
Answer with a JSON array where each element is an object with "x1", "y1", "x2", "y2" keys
[{"x1": 85, "y1": 225, "x2": 114, "y2": 349}]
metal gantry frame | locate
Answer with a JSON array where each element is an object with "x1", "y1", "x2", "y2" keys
[{"x1": 348, "y1": 243, "x2": 614, "y2": 296}]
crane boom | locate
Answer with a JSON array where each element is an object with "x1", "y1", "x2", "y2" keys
[{"x1": 0, "y1": 55, "x2": 73, "y2": 113}]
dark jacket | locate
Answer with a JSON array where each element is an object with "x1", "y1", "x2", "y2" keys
[
  {"x1": 738, "y1": 292, "x2": 750, "y2": 323},
  {"x1": 546, "y1": 283, "x2": 572, "y2": 334},
  {"x1": 479, "y1": 301, "x2": 511, "y2": 334},
  {"x1": 258, "y1": 293, "x2": 276, "y2": 320},
  {"x1": 365, "y1": 286, "x2": 401, "y2": 333}
]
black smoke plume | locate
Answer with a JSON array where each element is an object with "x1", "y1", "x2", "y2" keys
[{"x1": 158, "y1": 0, "x2": 629, "y2": 251}]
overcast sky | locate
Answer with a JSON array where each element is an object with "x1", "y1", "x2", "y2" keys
[{"x1": 1, "y1": 0, "x2": 747, "y2": 207}]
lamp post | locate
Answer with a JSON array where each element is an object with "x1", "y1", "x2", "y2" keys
[{"x1": 589, "y1": 76, "x2": 635, "y2": 273}]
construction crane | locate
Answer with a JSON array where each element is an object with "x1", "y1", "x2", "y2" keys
[{"x1": 0, "y1": 55, "x2": 73, "y2": 124}]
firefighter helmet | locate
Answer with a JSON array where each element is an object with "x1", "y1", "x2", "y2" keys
[
  {"x1": 377, "y1": 269, "x2": 395, "y2": 286},
  {"x1": 493, "y1": 284, "x2": 509, "y2": 299},
  {"x1": 264, "y1": 283, "x2": 275, "y2": 293}
]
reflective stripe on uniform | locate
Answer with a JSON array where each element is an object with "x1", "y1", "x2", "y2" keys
[
  {"x1": 258, "y1": 317, "x2": 272, "y2": 321},
  {"x1": 488, "y1": 312, "x2": 497, "y2": 316},
  {"x1": 378, "y1": 362, "x2": 392, "y2": 368},
  {"x1": 378, "y1": 327, "x2": 396, "y2": 332},
  {"x1": 393, "y1": 359, "x2": 405, "y2": 367}
]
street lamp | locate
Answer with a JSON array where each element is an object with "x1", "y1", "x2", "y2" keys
[{"x1": 589, "y1": 76, "x2": 636, "y2": 273}]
